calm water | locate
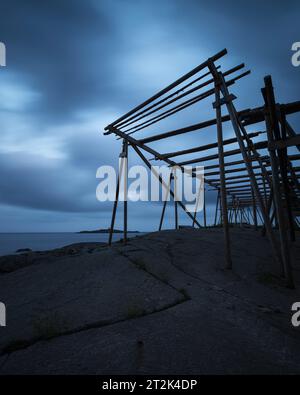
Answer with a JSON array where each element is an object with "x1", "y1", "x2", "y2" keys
[{"x1": 0, "y1": 232, "x2": 142, "y2": 256}]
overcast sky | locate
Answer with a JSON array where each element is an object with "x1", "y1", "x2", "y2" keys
[{"x1": 0, "y1": 0, "x2": 299, "y2": 232}]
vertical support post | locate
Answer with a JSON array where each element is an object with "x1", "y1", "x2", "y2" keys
[
  {"x1": 243, "y1": 208, "x2": 248, "y2": 225},
  {"x1": 108, "y1": 143, "x2": 126, "y2": 246},
  {"x1": 213, "y1": 79, "x2": 232, "y2": 269},
  {"x1": 234, "y1": 199, "x2": 238, "y2": 225},
  {"x1": 251, "y1": 187, "x2": 258, "y2": 230},
  {"x1": 193, "y1": 178, "x2": 203, "y2": 228},
  {"x1": 261, "y1": 190, "x2": 273, "y2": 236},
  {"x1": 262, "y1": 177, "x2": 268, "y2": 206},
  {"x1": 212, "y1": 68, "x2": 283, "y2": 274},
  {"x1": 123, "y1": 140, "x2": 128, "y2": 244},
  {"x1": 131, "y1": 144, "x2": 202, "y2": 228},
  {"x1": 279, "y1": 108, "x2": 295, "y2": 242},
  {"x1": 159, "y1": 200, "x2": 168, "y2": 231},
  {"x1": 229, "y1": 207, "x2": 233, "y2": 224},
  {"x1": 263, "y1": 76, "x2": 294, "y2": 288},
  {"x1": 219, "y1": 196, "x2": 223, "y2": 226},
  {"x1": 241, "y1": 207, "x2": 246, "y2": 225},
  {"x1": 246, "y1": 207, "x2": 251, "y2": 224},
  {"x1": 108, "y1": 179, "x2": 120, "y2": 246},
  {"x1": 174, "y1": 174, "x2": 179, "y2": 230},
  {"x1": 248, "y1": 206, "x2": 254, "y2": 224},
  {"x1": 159, "y1": 174, "x2": 171, "y2": 231},
  {"x1": 239, "y1": 203, "x2": 243, "y2": 227},
  {"x1": 270, "y1": 207, "x2": 276, "y2": 227},
  {"x1": 256, "y1": 206, "x2": 264, "y2": 225},
  {"x1": 214, "y1": 189, "x2": 220, "y2": 226},
  {"x1": 203, "y1": 187, "x2": 207, "y2": 228}
]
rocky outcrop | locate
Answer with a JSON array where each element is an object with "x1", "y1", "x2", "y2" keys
[{"x1": 0, "y1": 228, "x2": 299, "y2": 374}]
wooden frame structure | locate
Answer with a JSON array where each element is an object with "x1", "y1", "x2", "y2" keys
[{"x1": 104, "y1": 49, "x2": 300, "y2": 288}]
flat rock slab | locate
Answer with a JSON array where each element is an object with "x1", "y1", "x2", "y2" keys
[
  {"x1": 0, "y1": 228, "x2": 300, "y2": 374},
  {"x1": 0, "y1": 248, "x2": 184, "y2": 354},
  {"x1": 0, "y1": 242, "x2": 105, "y2": 274},
  {"x1": 1, "y1": 295, "x2": 300, "y2": 375}
]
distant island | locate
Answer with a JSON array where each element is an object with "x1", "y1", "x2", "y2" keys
[{"x1": 77, "y1": 229, "x2": 140, "y2": 234}]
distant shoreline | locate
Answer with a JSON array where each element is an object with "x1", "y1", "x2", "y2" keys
[
  {"x1": 0, "y1": 232, "x2": 141, "y2": 257},
  {"x1": 77, "y1": 229, "x2": 140, "y2": 234}
]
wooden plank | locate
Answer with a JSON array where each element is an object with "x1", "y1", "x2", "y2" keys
[
  {"x1": 105, "y1": 49, "x2": 228, "y2": 129},
  {"x1": 160, "y1": 131, "x2": 262, "y2": 159}
]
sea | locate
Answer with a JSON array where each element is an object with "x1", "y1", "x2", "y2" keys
[{"x1": 0, "y1": 232, "x2": 142, "y2": 256}]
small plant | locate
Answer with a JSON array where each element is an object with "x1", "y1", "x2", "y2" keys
[
  {"x1": 2, "y1": 313, "x2": 69, "y2": 354},
  {"x1": 2, "y1": 339, "x2": 31, "y2": 354},
  {"x1": 133, "y1": 258, "x2": 147, "y2": 271},
  {"x1": 179, "y1": 288, "x2": 191, "y2": 300},
  {"x1": 126, "y1": 305, "x2": 146, "y2": 319},
  {"x1": 257, "y1": 272, "x2": 278, "y2": 285},
  {"x1": 31, "y1": 312, "x2": 68, "y2": 340},
  {"x1": 159, "y1": 275, "x2": 169, "y2": 285}
]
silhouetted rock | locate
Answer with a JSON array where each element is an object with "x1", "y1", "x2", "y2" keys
[{"x1": 16, "y1": 248, "x2": 32, "y2": 253}]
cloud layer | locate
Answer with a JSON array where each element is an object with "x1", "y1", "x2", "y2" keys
[{"x1": 0, "y1": 0, "x2": 299, "y2": 231}]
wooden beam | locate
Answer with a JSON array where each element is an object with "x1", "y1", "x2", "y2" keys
[{"x1": 105, "y1": 49, "x2": 228, "y2": 129}]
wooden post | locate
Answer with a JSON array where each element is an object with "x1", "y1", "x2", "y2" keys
[
  {"x1": 261, "y1": 190, "x2": 273, "y2": 236},
  {"x1": 174, "y1": 201, "x2": 178, "y2": 229},
  {"x1": 280, "y1": 109, "x2": 295, "y2": 242},
  {"x1": 246, "y1": 207, "x2": 251, "y2": 224},
  {"x1": 108, "y1": 143, "x2": 126, "y2": 245},
  {"x1": 213, "y1": 80, "x2": 232, "y2": 269},
  {"x1": 123, "y1": 140, "x2": 128, "y2": 244},
  {"x1": 212, "y1": 68, "x2": 283, "y2": 273},
  {"x1": 262, "y1": 176, "x2": 268, "y2": 206},
  {"x1": 241, "y1": 207, "x2": 246, "y2": 225},
  {"x1": 248, "y1": 206, "x2": 254, "y2": 225},
  {"x1": 229, "y1": 207, "x2": 233, "y2": 224},
  {"x1": 239, "y1": 203, "x2": 243, "y2": 227},
  {"x1": 214, "y1": 189, "x2": 220, "y2": 226},
  {"x1": 108, "y1": 178, "x2": 120, "y2": 246},
  {"x1": 256, "y1": 206, "x2": 264, "y2": 226},
  {"x1": 203, "y1": 187, "x2": 207, "y2": 228},
  {"x1": 131, "y1": 144, "x2": 202, "y2": 228},
  {"x1": 251, "y1": 187, "x2": 258, "y2": 230},
  {"x1": 174, "y1": 175, "x2": 179, "y2": 230},
  {"x1": 234, "y1": 199, "x2": 238, "y2": 225},
  {"x1": 263, "y1": 76, "x2": 294, "y2": 288},
  {"x1": 159, "y1": 174, "x2": 171, "y2": 231},
  {"x1": 193, "y1": 179, "x2": 203, "y2": 227}
]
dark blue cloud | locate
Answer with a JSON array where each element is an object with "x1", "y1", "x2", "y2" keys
[{"x1": 0, "y1": 0, "x2": 299, "y2": 231}]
